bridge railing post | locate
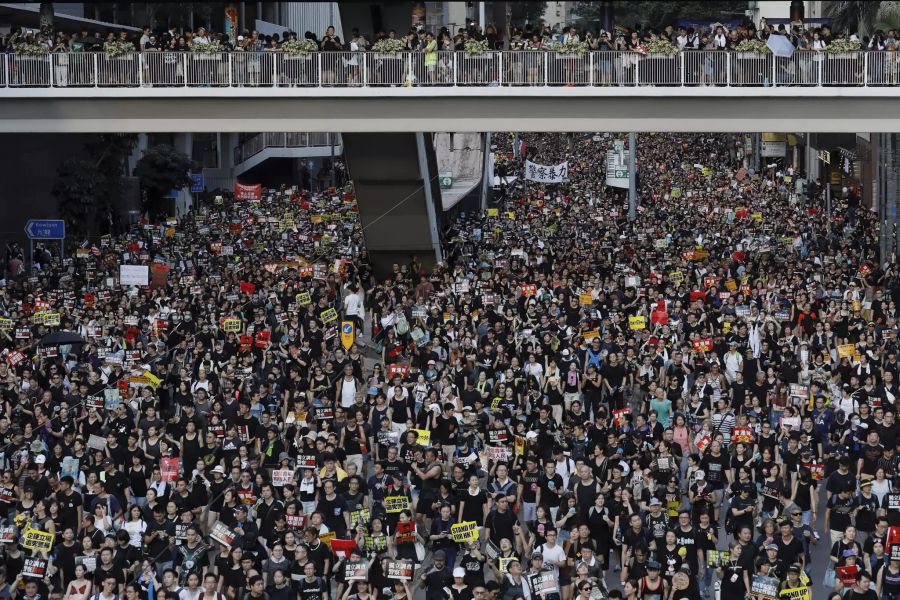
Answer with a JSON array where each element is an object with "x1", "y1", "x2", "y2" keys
[
  {"x1": 864, "y1": 51, "x2": 868, "y2": 86},
  {"x1": 680, "y1": 52, "x2": 685, "y2": 86},
  {"x1": 93, "y1": 53, "x2": 99, "y2": 87},
  {"x1": 498, "y1": 51, "x2": 503, "y2": 86},
  {"x1": 589, "y1": 51, "x2": 594, "y2": 86}
]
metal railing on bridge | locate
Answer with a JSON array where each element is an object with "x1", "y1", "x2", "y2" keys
[
  {"x1": 3, "y1": 50, "x2": 899, "y2": 88},
  {"x1": 233, "y1": 131, "x2": 340, "y2": 165}
]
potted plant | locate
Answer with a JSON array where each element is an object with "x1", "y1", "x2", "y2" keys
[
  {"x1": 640, "y1": 37, "x2": 679, "y2": 84},
  {"x1": 14, "y1": 43, "x2": 49, "y2": 56},
  {"x1": 104, "y1": 40, "x2": 135, "y2": 59},
  {"x1": 372, "y1": 38, "x2": 405, "y2": 57},
  {"x1": 282, "y1": 38, "x2": 318, "y2": 56},
  {"x1": 550, "y1": 38, "x2": 588, "y2": 57},
  {"x1": 189, "y1": 40, "x2": 224, "y2": 54},
  {"x1": 464, "y1": 39, "x2": 490, "y2": 56},
  {"x1": 825, "y1": 37, "x2": 862, "y2": 59},
  {"x1": 734, "y1": 39, "x2": 771, "y2": 59}
]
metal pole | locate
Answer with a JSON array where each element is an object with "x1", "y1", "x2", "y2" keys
[
  {"x1": 415, "y1": 132, "x2": 443, "y2": 263},
  {"x1": 628, "y1": 132, "x2": 637, "y2": 221},
  {"x1": 825, "y1": 162, "x2": 832, "y2": 234},
  {"x1": 481, "y1": 132, "x2": 492, "y2": 211}
]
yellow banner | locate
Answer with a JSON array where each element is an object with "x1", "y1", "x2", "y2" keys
[
  {"x1": 450, "y1": 521, "x2": 479, "y2": 543},
  {"x1": 143, "y1": 371, "x2": 161, "y2": 389},
  {"x1": 22, "y1": 528, "x2": 55, "y2": 552},
  {"x1": 384, "y1": 495, "x2": 411, "y2": 513},
  {"x1": 486, "y1": 208, "x2": 499, "y2": 217}
]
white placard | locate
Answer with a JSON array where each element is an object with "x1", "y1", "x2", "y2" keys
[
  {"x1": 119, "y1": 265, "x2": 149, "y2": 286},
  {"x1": 524, "y1": 160, "x2": 568, "y2": 183}
]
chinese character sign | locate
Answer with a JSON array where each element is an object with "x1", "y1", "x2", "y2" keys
[{"x1": 524, "y1": 160, "x2": 569, "y2": 183}]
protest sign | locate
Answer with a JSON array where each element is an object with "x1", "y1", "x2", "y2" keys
[
  {"x1": 320, "y1": 308, "x2": 338, "y2": 323},
  {"x1": 450, "y1": 521, "x2": 479, "y2": 543},
  {"x1": 210, "y1": 521, "x2": 236, "y2": 547},
  {"x1": 750, "y1": 575, "x2": 780, "y2": 600},
  {"x1": 160, "y1": 457, "x2": 179, "y2": 482},
  {"x1": 120, "y1": 265, "x2": 149, "y2": 286},
  {"x1": 349, "y1": 508, "x2": 371, "y2": 530},
  {"x1": 779, "y1": 587, "x2": 811, "y2": 600},
  {"x1": 524, "y1": 160, "x2": 568, "y2": 183},
  {"x1": 384, "y1": 496, "x2": 411, "y2": 513},
  {"x1": 272, "y1": 469, "x2": 294, "y2": 487},
  {"x1": 22, "y1": 528, "x2": 55, "y2": 552},
  {"x1": 22, "y1": 557, "x2": 48, "y2": 579},
  {"x1": 628, "y1": 315, "x2": 646, "y2": 330},
  {"x1": 234, "y1": 182, "x2": 263, "y2": 201},
  {"x1": 528, "y1": 571, "x2": 559, "y2": 596},
  {"x1": 344, "y1": 560, "x2": 368, "y2": 580},
  {"x1": 386, "y1": 559, "x2": 414, "y2": 580},
  {"x1": 0, "y1": 527, "x2": 16, "y2": 543},
  {"x1": 87, "y1": 434, "x2": 107, "y2": 451},
  {"x1": 411, "y1": 429, "x2": 431, "y2": 446}
]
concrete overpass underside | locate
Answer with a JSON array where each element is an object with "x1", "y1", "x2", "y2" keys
[{"x1": 3, "y1": 89, "x2": 900, "y2": 133}]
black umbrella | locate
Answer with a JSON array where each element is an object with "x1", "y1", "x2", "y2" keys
[{"x1": 39, "y1": 331, "x2": 85, "y2": 347}]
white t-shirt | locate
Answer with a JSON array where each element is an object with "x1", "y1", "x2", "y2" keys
[{"x1": 539, "y1": 543, "x2": 567, "y2": 578}]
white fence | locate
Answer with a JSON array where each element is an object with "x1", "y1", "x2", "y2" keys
[{"x1": 3, "y1": 51, "x2": 899, "y2": 88}]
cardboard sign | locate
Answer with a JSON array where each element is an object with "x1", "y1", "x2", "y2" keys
[
  {"x1": 528, "y1": 572, "x2": 559, "y2": 596},
  {"x1": 384, "y1": 495, "x2": 410, "y2": 513},
  {"x1": 344, "y1": 560, "x2": 368, "y2": 580},
  {"x1": 386, "y1": 559, "x2": 414, "y2": 580},
  {"x1": 887, "y1": 493, "x2": 900, "y2": 511},
  {"x1": 450, "y1": 521, "x2": 479, "y2": 543},
  {"x1": 579, "y1": 293, "x2": 593, "y2": 306},
  {"x1": 160, "y1": 457, "x2": 179, "y2": 482},
  {"x1": 520, "y1": 284, "x2": 537, "y2": 296},
  {"x1": 731, "y1": 427, "x2": 753, "y2": 444},
  {"x1": 22, "y1": 528, "x2": 55, "y2": 552},
  {"x1": 87, "y1": 434, "x2": 107, "y2": 451},
  {"x1": 297, "y1": 455, "x2": 317, "y2": 468},
  {"x1": 837, "y1": 344, "x2": 858, "y2": 359},
  {"x1": 320, "y1": 308, "x2": 338, "y2": 323},
  {"x1": 272, "y1": 469, "x2": 294, "y2": 487},
  {"x1": 210, "y1": 521, "x2": 236, "y2": 547},
  {"x1": 296, "y1": 291, "x2": 312, "y2": 305}
]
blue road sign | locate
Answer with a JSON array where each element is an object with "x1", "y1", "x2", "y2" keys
[
  {"x1": 25, "y1": 219, "x2": 65, "y2": 240},
  {"x1": 190, "y1": 173, "x2": 205, "y2": 193},
  {"x1": 342, "y1": 322, "x2": 354, "y2": 334}
]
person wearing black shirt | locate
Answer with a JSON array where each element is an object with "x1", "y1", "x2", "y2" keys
[
  {"x1": 775, "y1": 520, "x2": 805, "y2": 569},
  {"x1": 55, "y1": 476, "x2": 83, "y2": 533},
  {"x1": 717, "y1": 541, "x2": 749, "y2": 598},
  {"x1": 484, "y1": 495, "x2": 518, "y2": 546},
  {"x1": 825, "y1": 487, "x2": 858, "y2": 543},
  {"x1": 419, "y1": 550, "x2": 452, "y2": 600}
]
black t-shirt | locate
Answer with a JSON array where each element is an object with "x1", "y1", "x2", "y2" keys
[
  {"x1": 485, "y1": 508, "x2": 517, "y2": 545},
  {"x1": 719, "y1": 560, "x2": 747, "y2": 594},
  {"x1": 775, "y1": 535, "x2": 804, "y2": 566}
]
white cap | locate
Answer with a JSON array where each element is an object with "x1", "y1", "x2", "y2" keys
[
  {"x1": 453, "y1": 567, "x2": 466, "y2": 578},
  {"x1": 34, "y1": 454, "x2": 46, "y2": 465}
]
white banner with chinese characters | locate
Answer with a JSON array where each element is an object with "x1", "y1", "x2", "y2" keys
[{"x1": 524, "y1": 160, "x2": 568, "y2": 183}]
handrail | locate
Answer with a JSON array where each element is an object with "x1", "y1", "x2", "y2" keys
[
  {"x1": 1, "y1": 50, "x2": 895, "y2": 88},
  {"x1": 234, "y1": 131, "x2": 341, "y2": 165}
]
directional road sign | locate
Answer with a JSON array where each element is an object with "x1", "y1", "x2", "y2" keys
[{"x1": 25, "y1": 220, "x2": 65, "y2": 240}]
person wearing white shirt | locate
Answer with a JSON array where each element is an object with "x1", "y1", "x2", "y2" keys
[
  {"x1": 342, "y1": 285, "x2": 365, "y2": 334},
  {"x1": 536, "y1": 530, "x2": 568, "y2": 579}
]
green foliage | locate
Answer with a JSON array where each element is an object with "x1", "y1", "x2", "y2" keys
[
  {"x1": 53, "y1": 134, "x2": 136, "y2": 238},
  {"x1": 511, "y1": 2, "x2": 548, "y2": 28},
  {"x1": 573, "y1": 1, "x2": 748, "y2": 31},
  {"x1": 135, "y1": 144, "x2": 192, "y2": 203},
  {"x1": 825, "y1": 1, "x2": 882, "y2": 37}
]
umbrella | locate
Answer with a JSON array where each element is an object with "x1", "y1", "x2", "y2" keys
[
  {"x1": 767, "y1": 35, "x2": 795, "y2": 58},
  {"x1": 39, "y1": 331, "x2": 85, "y2": 347}
]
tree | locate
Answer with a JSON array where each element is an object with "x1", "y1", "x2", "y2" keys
[
  {"x1": 135, "y1": 144, "x2": 192, "y2": 207},
  {"x1": 573, "y1": 0, "x2": 748, "y2": 32},
  {"x1": 824, "y1": 1, "x2": 883, "y2": 37},
  {"x1": 510, "y1": 2, "x2": 548, "y2": 29},
  {"x1": 52, "y1": 134, "x2": 136, "y2": 239}
]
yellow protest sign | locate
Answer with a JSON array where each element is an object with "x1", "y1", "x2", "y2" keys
[
  {"x1": 724, "y1": 278, "x2": 737, "y2": 292},
  {"x1": 514, "y1": 435, "x2": 525, "y2": 457},
  {"x1": 32, "y1": 312, "x2": 47, "y2": 325},
  {"x1": 0, "y1": 318, "x2": 12, "y2": 332},
  {"x1": 505, "y1": 211, "x2": 516, "y2": 220},
  {"x1": 582, "y1": 329, "x2": 600, "y2": 340},
  {"x1": 450, "y1": 521, "x2": 479, "y2": 543},
  {"x1": 320, "y1": 308, "x2": 338, "y2": 324},
  {"x1": 384, "y1": 496, "x2": 411, "y2": 513},
  {"x1": 310, "y1": 215, "x2": 323, "y2": 224},
  {"x1": 296, "y1": 291, "x2": 311, "y2": 306},
  {"x1": 669, "y1": 271, "x2": 685, "y2": 283},
  {"x1": 751, "y1": 212, "x2": 763, "y2": 221},
  {"x1": 629, "y1": 316, "x2": 646, "y2": 330},
  {"x1": 222, "y1": 318, "x2": 242, "y2": 333},
  {"x1": 340, "y1": 321, "x2": 355, "y2": 350},
  {"x1": 22, "y1": 528, "x2": 55, "y2": 552},
  {"x1": 837, "y1": 344, "x2": 857, "y2": 359},
  {"x1": 670, "y1": 188, "x2": 681, "y2": 198},
  {"x1": 486, "y1": 208, "x2": 499, "y2": 217},
  {"x1": 143, "y1": 371, "x2": 161, "y2": 389},
  {"x1": 411, "y1": 429, "x2": 431, "y2": 446},
  {"x1": 779, "y1": 587, "x2": 811, "y2": 600},
  {"x1": 579, "y1": 293, "x2": 593, "y2": 306},
  {"x1": 319, "y1": 531, "x2": 336, "y2": 547}
]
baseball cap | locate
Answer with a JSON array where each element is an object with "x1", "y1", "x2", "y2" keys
[
  {"x1": 649, "y1": 497, "x2": 662, "y2": 506},
  {"x1": 694, "y1": 470, "x2": 705, "y2": 480},
  {"x1": 765, "y1": 544, "x2": 778, "y2": 551},
  {"x1": 433, "y1": 550, "x2": 446, "y2": 561},
  {"x1": 453, "y1": 567, "x2": 465, "y2": 578}
]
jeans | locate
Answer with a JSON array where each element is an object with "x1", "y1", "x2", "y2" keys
[
  {"x1": 521, "y1": 501, "x2": 536, "y2": 524},
  {"x1": 700, "y1": 565, "x2": 715, "y2": 597}
]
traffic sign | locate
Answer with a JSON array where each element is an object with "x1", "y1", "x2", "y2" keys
[
  {"x1": 818, "y1": 150, "x2": 831, "y2": 165},
  {"x1": 190, "y1": 173, "x2": 205, "y2": 193},
  {"x1": 24, "y1": 220, "x2": 65, "y2": 240}
]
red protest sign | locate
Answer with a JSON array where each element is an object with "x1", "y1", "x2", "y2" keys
[
  {"x1": 160, "y1": 458, "x2": 179, "y2": 482},
  {"x1": 239, "y1": 335, "x2": 253, "y2": 352},
  {"x1": 239, "y1": 281, "x2": 256, "y2": 294},
  {"x1": 692, "y1": 338, "x2": 713, "y2": 352},
  {"x1": 254, "y1": 330, "x2": 271, "y2": 348},
  {"x1": 234, "y1": 182, "x2": 262, "y2": 201}
]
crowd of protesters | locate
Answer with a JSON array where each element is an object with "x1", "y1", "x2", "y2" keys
[
  {"x1": 0, "y1": 129, "x2": 898, "y2": 600},
  {"x1": 0, "y1": 16, "x2": 892, "y2": 57}
]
